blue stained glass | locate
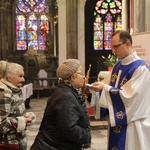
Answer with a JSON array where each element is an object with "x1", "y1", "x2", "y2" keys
[
  {"x1": 17, "y1": 30, "x2": 26, "y2": 40},
  {"x1": 94, "y1": 0, "x2": 122, "y2": 50},
  {"x1": 16, "y1": 0, "x2": 49, "y2": 51}
]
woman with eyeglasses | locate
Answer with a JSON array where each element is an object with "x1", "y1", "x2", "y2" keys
[
  {"x1": 31, "y1": 59, "x2": 91, "y2": 150},
  {"x1": 88, "y1": 30, "x2": 150, "y2": 150}
]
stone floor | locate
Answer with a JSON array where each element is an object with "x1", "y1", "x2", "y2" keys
[{"x1": 26, "y1": 98, "x2": 108, "y2": 150}]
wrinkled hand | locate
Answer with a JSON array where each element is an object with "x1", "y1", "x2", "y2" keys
[{"x1": 24, "y1": 114, "x2": 32, "y2": 126}]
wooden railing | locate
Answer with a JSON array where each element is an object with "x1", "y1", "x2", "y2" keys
[{"x1": 32, "y1": 77, "x2": 59, "y2": 99}]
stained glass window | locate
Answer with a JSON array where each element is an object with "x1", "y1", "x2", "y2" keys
[
  {"x1": 94, "y1": 0, "x2": 122, "y2": 50},
  {"x1": 16, "y1": 0, "x2": 49, "y2": 51}
]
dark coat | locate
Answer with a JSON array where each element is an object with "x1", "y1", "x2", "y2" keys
[{"x1": 31, "y1": 82, "x2": 91, "y2": 150}]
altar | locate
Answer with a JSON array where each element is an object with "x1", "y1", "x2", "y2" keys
[{"x1": 21, "y1": 83, "x2": 33, "y2": 108}]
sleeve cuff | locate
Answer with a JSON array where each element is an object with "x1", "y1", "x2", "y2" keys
[{"x1": 16, "y1": 116, "x2": 26, "y2": 132}]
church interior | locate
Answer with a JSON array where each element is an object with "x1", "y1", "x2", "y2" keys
[{"x1": 0, "y1": 0, "x2": 150, "y2": 149}]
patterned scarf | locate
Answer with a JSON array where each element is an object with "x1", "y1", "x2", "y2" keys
[
  {"x1": 78, "y1": 91, "x2": 91, "y2": 149},
  {"x1": 64, "y1": 82, "x2": 91, "y2": 149}
]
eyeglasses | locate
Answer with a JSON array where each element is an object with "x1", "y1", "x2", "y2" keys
[
  {"x1": 76, "y1": 72, "x2": 83, "y2": 75},
  {"x1": 111, "y1": 42, "x2": 126, "y2": 49}
]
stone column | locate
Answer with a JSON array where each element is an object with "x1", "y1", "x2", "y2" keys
[
  {"x1": 145, "y1": 0, "x2": 150, "y2": 32},
  {"x1": 78, "y1": 0, "x2": 86, "y2": 72},
  {"x1": 0, "y1": 0, "x2": 14, "y2": 60},
  {"x1": 133, "y1": 0, "x2": 145, "y2": 33},
  {"x1": 57, "y1": 0, "x2": 67, "y2": 65},
  {"x1": 122, "y1": 0, "x2": 128, "y2": 30},
  {"x1": 66, "y1": 0, "x2": 78, "y2": 58},
  {"x1": 47, "y1": 0, "x2": 57, "y2": 56}
]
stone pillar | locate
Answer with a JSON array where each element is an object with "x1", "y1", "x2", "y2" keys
[
  {"x1": 66, "y1": 0, "x2": 78, "y2": 58},
  {"x1": 133, "y1": 0, "x2": 145, "y2": 33},
  {"x1": 122, "y1": 0, "x2": 128, "y2": 30},
  {"x1": 47, "y1": 0, "x2": 57, "y2": 56},
  {"x1": 78, "y1": 0, "x2": 86, "y2": 72},
  {"x1": 57, "y1": 0, "x2": 67, "y2": 65},
  {"x1": 0, "y1": 1, "x2": 13, "y2": 59},
  {"x1": 145, "y1": 0, "x2": 150, "y2": 32}
]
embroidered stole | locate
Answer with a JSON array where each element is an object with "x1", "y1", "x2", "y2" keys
[{"x1": 108, "y1": 59, "x2": 147, "y2": 150}]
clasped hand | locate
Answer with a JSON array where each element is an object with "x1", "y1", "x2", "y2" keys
[{"x1": 24, "y1": 112, "x2": 36, "y2": 125}]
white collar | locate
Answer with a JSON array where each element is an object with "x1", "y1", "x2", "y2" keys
[{"x1": 121, "y1": 51, "x2": 141, "y2": 65}]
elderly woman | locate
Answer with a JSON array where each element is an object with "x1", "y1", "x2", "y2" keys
[
  {"x1": 0, "y1": 61, "x2": 35, "y2": 150},
  {"x1": 31, "y1": 59, "x2": 91, "y2": 150}
]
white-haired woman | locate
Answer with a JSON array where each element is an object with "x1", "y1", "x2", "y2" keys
[{"x1": 0, "y1": 61, "x2": 35, "y2": 150}]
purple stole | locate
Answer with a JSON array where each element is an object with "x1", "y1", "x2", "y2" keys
[{"x1": 108, "y1": 59, "x2": 147, "y2": 150}]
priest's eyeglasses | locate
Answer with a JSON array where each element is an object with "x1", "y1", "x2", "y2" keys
[{"x1": 111, "y1": 42, "x2": 126, "y2": 49}]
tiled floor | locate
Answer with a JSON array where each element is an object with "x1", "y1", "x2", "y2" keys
[{"x1": 26, "y1": 98, "x2": 108, "y2": 150}]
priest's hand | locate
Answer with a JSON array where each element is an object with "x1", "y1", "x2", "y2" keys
[{"x1": 88, "y1": 81, "x2": 104, "y2": 92}]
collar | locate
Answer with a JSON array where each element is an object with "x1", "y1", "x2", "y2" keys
[
  {"x1": 1, "y1": 78, "x2": 21, "y2": 92},
  {"x1": 121, "y1": 51, "x2": 141, "y2": 65}
]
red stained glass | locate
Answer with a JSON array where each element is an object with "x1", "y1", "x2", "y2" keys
[
  {"x1": 16, "y1": 0, "x2": 49, "y2": 51},
  {"x1": 94, "y1": 0, "x2": 122, "y2": 50}
]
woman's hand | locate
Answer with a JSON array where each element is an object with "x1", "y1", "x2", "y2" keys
[{"x1": 24, "y1": 114, "x2": 33, "y2": 126}]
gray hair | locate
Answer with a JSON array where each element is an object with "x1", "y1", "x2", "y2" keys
[
  {"x1": 0, "y1": 61, "x2": 24, "y2": 79},
  {"x1": 0, "y1": 60, "x2": 7, "y2": 78}
]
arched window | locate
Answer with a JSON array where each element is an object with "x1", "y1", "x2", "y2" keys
[
  {"x1": 94, "y1": 0, "x2": 122, "y2": 50},
  {"x1": 16, "y1": 0, "x2": 49, "y2": 51}
]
